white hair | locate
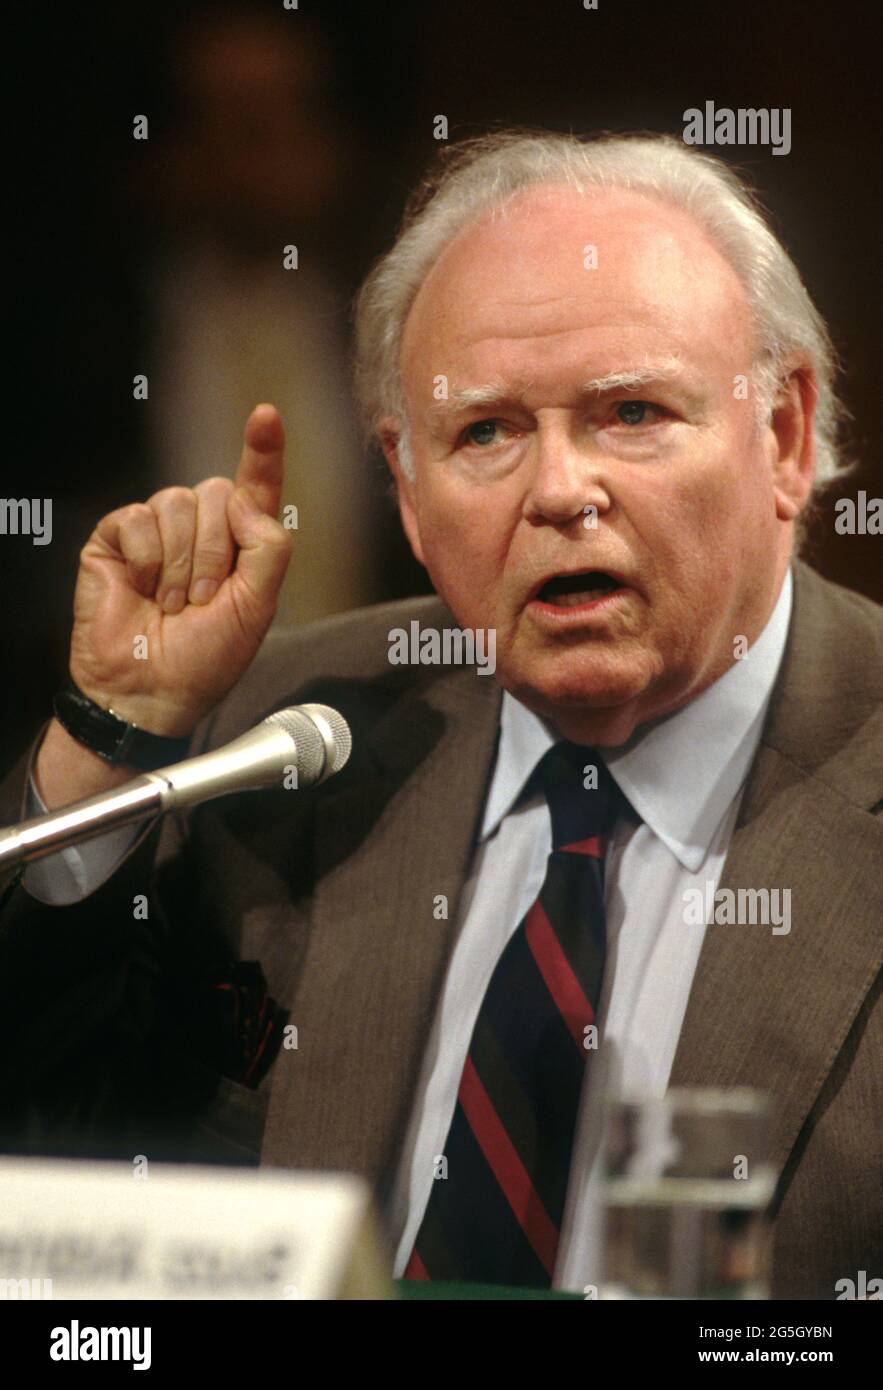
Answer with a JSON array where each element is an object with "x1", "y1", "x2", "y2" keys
[{"x1": 353, "y1": 130, "x2": 847, "y2": 507}]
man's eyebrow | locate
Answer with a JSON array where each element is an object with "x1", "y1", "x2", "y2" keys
[
  {"x1": 424, "y1": 359, "x2": 701, "y2": 425},
  {"x1": 581, "y1": 361, "x2": 687, "y2": 394},
  {"x1": 425, "y1": 382, "x2": 517, "y2": 421}
]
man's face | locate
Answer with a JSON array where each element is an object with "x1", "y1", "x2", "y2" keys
[{"x1": 388, "y1": 186, "x2": 808, "y2": 745}]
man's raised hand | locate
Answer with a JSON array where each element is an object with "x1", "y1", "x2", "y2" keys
[{"x1": 68, "y1": 404, "x2": 293, "y2": 738}]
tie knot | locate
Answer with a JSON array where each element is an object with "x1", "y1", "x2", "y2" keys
[{"x1": 531, "y1": 741, "x2": 623, "y2": 853}]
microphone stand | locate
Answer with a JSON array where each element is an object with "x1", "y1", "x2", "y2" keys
[{"x1": 0, "y1": 773, "x2": 167, "y2": 869}]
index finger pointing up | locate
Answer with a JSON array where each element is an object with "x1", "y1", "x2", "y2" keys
[{"x1": 233, "y1": 403, "x2": 286, "y2": 518}]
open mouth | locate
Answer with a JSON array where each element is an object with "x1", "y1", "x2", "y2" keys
[{"x1": 533, "y1": 570, "x2": 623, "y2": 608}]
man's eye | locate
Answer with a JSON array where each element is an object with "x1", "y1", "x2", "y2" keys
[
  {"x1": 463, "y1": 419, "x2": 501, "y2": 447},
  {"x1": 614, "y1": 400, "x2": 659, "y2": 426}
]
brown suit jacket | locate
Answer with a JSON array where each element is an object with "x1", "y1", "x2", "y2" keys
[{"x1": 1, "y1": 559, "x2": 881, "y2": 1298}]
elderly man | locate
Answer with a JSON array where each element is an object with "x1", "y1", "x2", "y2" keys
[{"x1": 1, "y1": 132, "x2": 880, "y2": 1299}]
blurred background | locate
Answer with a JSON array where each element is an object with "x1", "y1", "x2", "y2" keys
[{"x1": 5, "y1": 0, "x2": 881, "y2": 775}]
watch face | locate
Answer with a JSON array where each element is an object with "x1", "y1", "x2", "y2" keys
[{"x1": 55, "y1": 682, "x2": 133, "y2": 764}]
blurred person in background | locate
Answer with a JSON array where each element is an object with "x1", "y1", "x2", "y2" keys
[{"x1": 136, "y1": 8, "x2": 381, "y2": 627}]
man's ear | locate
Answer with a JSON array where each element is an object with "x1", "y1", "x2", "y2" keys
[
  {"x1": 767, "y1": 366, "x2": 817, "y2": 522},
  {"x1": 378, "y1": 417, "x2": 426, "y2": 567}
]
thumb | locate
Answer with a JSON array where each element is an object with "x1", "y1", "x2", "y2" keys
[{"x1": 227, "y1": 486, "x2": 293, "y2": 609}]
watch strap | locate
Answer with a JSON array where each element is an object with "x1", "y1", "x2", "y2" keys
[{"x1": 53, "y1": 677, "x2": 191, "y2": 772}]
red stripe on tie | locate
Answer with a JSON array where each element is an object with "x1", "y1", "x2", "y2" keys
[
  {"x1": 559, "y1": 834, "x2": 605, "y2": 857},
  {"x1": 459, "y1": 1055, "x2": 559, "y2": 1278},
  {"x1": 525, "y1": 901, "x2": 594, "y2": 1050},
  {"x1": 403, "y1": 1248, "x2": 429, "y2": 1281}
]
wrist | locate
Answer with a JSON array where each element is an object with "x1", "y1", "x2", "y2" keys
[
  {"x1": 54, "y1": 677, "x2": 193, "y2": 771},
  {"x1": 70, "y1": 676, "x2": 198, "y2": 739},
  {"x1": 34, "y1": 719, "x2": 135, "y2": 808}
]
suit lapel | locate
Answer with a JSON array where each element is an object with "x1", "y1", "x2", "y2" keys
[
  {"x1": 260, "y1": 663, "x2": 502, "y2": 1184},
  {"x1": 669, "y1": 747, "x2": 881, "y2": 1169},
  {"x1": 670, "y1": 564, "x2": 883, "y2": 1174}
]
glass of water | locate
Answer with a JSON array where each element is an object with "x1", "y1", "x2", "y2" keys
[{"x1": 600, "y1": 1088, "x2": 775, "y2": 1299}]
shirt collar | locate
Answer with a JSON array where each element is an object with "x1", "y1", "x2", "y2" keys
[{"x1": 481, "y1": 568, "x2": 793, "y2": 871}]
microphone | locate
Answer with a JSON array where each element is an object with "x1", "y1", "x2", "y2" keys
[{"x1": 0, "y1": 704, "x2": 352, "y2": 869}]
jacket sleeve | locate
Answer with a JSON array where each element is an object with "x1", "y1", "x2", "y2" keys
[
  {"x1": 0, "y1": 730, "x2": 273, "y2": 1165},
  {"x1": 21, "y1": 764, "x2": 142, "y2": 905}
]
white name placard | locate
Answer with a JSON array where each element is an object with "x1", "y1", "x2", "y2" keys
[{"x1": 0, "y1": 1158, "x2": 392, "y2": 1300}]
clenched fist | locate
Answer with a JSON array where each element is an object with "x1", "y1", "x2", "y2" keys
[{"x1": 69, "y1": 403, "x2": 293, "y2": 739}]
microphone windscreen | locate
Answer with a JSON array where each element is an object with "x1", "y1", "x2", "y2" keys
[
  {"x1": 264, "y1": 708, "x2": 327, "y2": 784},
  {"x1": 265, "y1": 704, "x2": 352, "y2": 780},
  {"x1": 309, "y1": 704, "x2": 353, "y2": 774}
]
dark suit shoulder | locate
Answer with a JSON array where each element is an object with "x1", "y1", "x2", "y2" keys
[
  {"x1": 264, "y1": 594, "x2": 454, "y2": 681},
  {"x1": 795, "y1": 558, "x2": 882, "y2": 635},
  {"x1": 199, "y1": 594, "x2": 459, "y2": 752},
  {"x1": 770, "y1": 562, "x2": 882, "y2": 809}
]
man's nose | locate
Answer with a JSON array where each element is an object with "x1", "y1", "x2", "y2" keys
[{"x1": 523, "y1": 423, "x2": 612, "y2": 526}]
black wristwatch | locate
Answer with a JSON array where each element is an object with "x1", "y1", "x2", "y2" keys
[{"x1": 53, "y1": 677, "x2": 192, "y2": 772}]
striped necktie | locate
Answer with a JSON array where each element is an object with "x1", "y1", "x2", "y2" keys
[{"x1": 404, "y1": 741, "x2": 624, "y2": 1287}]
